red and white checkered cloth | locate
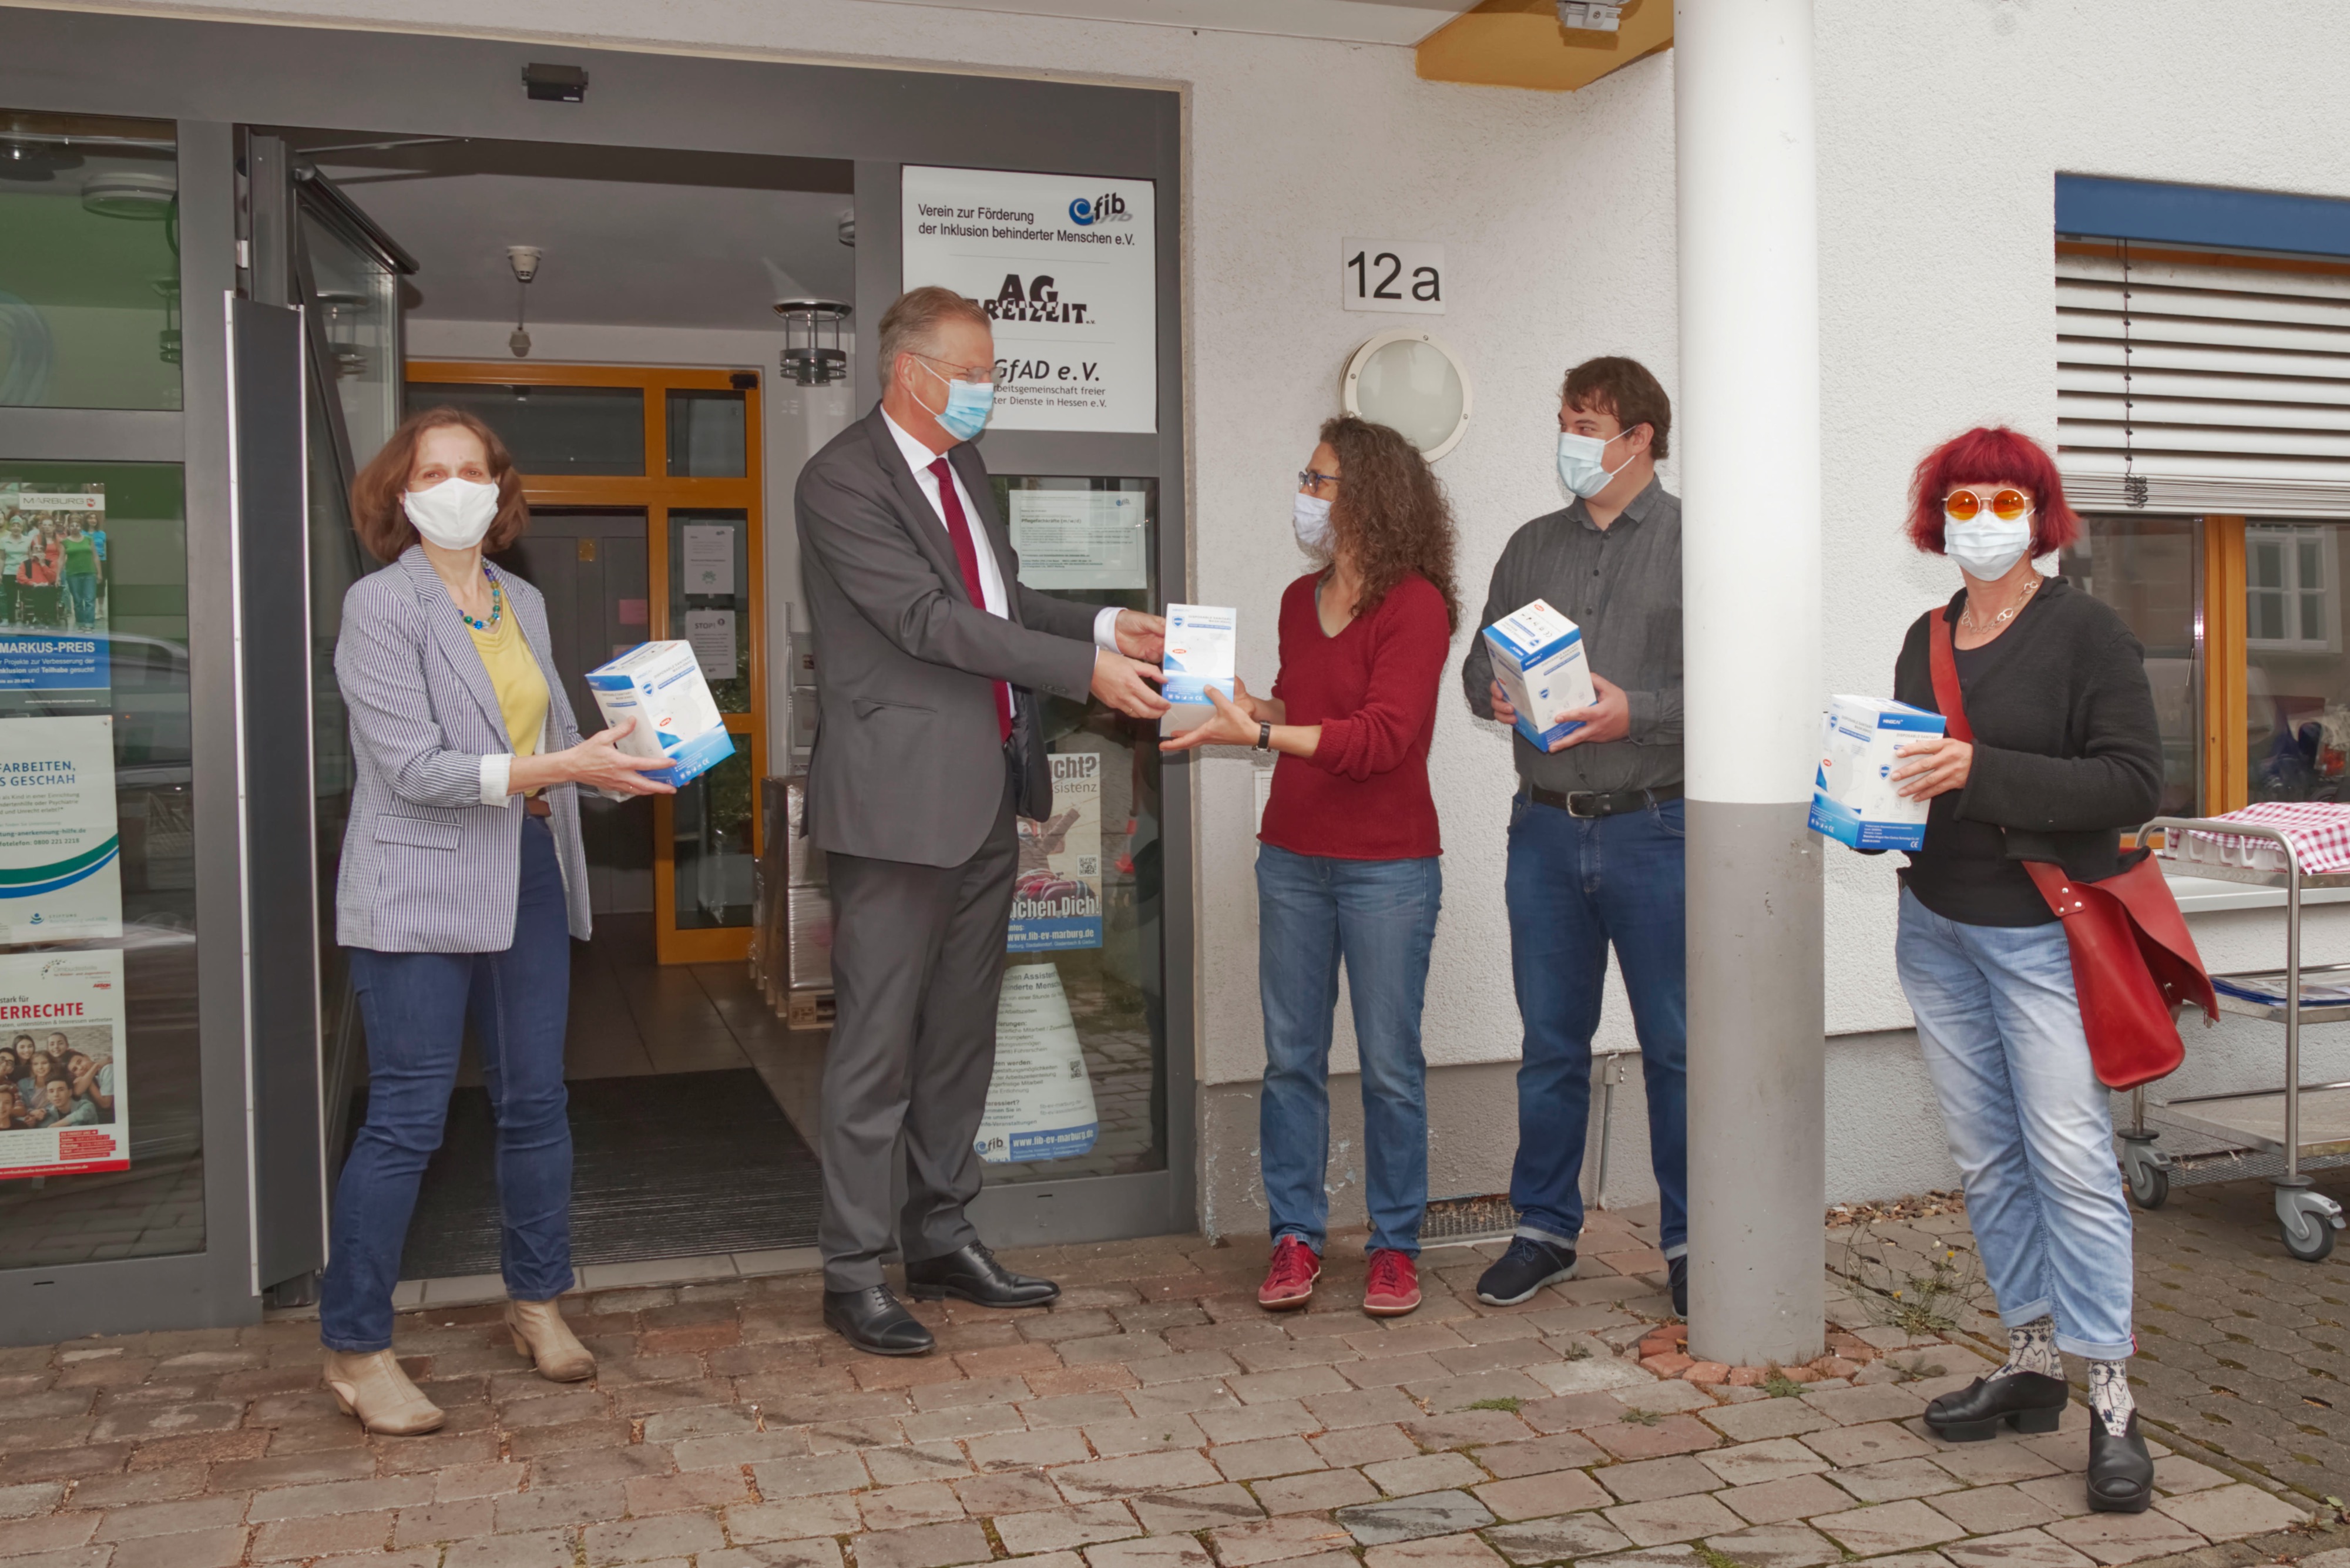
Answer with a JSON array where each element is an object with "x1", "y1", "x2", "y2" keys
[{"x1": 2181, "y1": 802, "x2": 2350, "y2": 875}]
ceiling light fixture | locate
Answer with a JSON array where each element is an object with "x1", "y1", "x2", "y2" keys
[
  {"x1": 507, "y1": 245, "x2": 540, "y2": 358},
  {"x1": 775, "y1": 299, "x2": 851, "y2": 385},
  {"x1": 81, "y1": 169, "x2": 176, "y2": 218}
]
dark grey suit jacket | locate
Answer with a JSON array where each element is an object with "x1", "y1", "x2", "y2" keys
[{"x1": 796, "y1": 407, "x2": 1097, "y2": 867}]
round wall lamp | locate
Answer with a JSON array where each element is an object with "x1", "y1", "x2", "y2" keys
[{"x1": 1341, "y1": 329, "x2": 1472, "y2": 461}]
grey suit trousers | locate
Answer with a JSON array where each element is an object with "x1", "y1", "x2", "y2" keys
[{"x1": 818, "y1": 763, "x2": 1019, "y2": 1290}]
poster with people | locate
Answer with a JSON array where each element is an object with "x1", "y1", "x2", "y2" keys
[
  {"x1": 1009, "y1": 750, "x2": 1103, "y2": 952},
  {"x1": 0, "y1": 716, "x2": 121, "y2": 945},
  {"x1": 973, "y1": 962, "x2": 1098, "y2": 1164},
  {"x1": 0, "y1": 949, "x2": 129, "y2": 1180},
  {"x1": 0, "y1": 484, "x2": 108, "y2": 707}
]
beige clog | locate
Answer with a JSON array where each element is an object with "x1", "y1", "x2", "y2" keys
[{"x1": 506, "y1": 1297, "x2": 596, "y2": 1382}]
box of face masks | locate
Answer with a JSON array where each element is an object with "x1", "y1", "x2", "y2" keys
[
  {"x1": 1482, "y1": 599, "x2": 1596, "y2": 750},
  {"x1": 1159, "y1": 603, "x2": 1238, "y2": 737},
  {"x1": 584, "y1": 641, "x2": 737, "y2": 788},
  {"x1": 1808, "y1": 696, "x2": 1948, "y2": 851}
]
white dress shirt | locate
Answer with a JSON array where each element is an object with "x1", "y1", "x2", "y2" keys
[{"x1": 881, "y1": 410, "x2": 1123, "y2": 654}]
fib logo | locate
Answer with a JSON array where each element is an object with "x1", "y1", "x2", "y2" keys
[{"x1": 1067, "y1": 191, "x2": 1132, "y2": 226}]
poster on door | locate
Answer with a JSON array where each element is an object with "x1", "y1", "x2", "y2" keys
[
  {"x1": 0, "y1": 485, "x2": 108, "y2": 709},
  {"x1": 974, "y1": 962, "x2": 1098, "y2": 1163},
  {"x1": 1009, "y1": 751, "x2": 1102, "y2": 952},
  {"x1": 1009, "y1": 491, "x2": 1149, "y2": 591},
  {"x1": 0, "y1": 949, "x2": 129, "y2": 1180},
  {"x1": 901, "y1": 166, "x2": 1157, "y2": 434},
  {"x1": 0, "y1": 716, "x2": 121, "y2": 945}
]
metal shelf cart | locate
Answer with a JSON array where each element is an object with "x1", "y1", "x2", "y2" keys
[{"x1": 2132, "y1": 816, "x2": 2350, "y2": 1261}]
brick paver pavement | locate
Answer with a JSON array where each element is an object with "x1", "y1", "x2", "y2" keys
[
  {"x1": 3, "y1": 1206, "x2": 2344, "y2": 1568},
  {"x1": 1824, "y1": 1172, "x2": 2350, "y2": 1508}
]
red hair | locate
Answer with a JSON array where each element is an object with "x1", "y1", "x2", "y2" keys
[{"x1": 1904, "y1": 427, "x2": 2079, "y2": 559}]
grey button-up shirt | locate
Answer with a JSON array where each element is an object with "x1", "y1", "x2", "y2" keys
[{"x1": 1460, "y1": 478, "x2": 1683, "y2": 795}]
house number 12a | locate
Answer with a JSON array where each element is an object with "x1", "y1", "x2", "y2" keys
[{"x1": 1341, "y1": 239, "x2": 1445, "y2": 315}]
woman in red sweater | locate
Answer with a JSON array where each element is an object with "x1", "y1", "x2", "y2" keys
[{"x1": 1163, "y1": 416, "x2": 1458, "y2": 1317}]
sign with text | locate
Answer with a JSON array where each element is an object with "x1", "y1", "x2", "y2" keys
[
  {"x1": 1009, "y1": 491, "x2": 1148, "y2": 590},
  {"x1": 1010, "y1": 751, "x2": 1102, "y2": 952},
  {"x1": 0, "y1": 949, "x2": 129, "y2": 1181},
  {"x1": 0, "y1": 716, "x2": 120, "y2": 945},
  {"x1": 902, "y1": 166, "x2": 1157, "y2": 433},
  {"x1": 1341, "y1": 239, "x2": 1446, "y2": 315}
]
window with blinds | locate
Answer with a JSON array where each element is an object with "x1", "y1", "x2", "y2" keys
[{"x1": 2056, "y1": 249, "x2": 2350, "y2": 517}]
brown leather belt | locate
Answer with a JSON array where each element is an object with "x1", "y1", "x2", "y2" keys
[
  {"x1": 1526, "y1": 783, "x2": 1682, "y2": 819},
  {"x1": 525, "y1": 796, "x2": 552, "y2": 818}
]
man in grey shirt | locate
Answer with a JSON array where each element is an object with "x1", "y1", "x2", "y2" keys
[{"x1": 1459, "y1": 355, "x2": 1690, "y2": 1316}]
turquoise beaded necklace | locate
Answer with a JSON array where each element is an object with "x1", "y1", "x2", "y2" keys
[{"x1": 456, "y1": 562, "x2": 503, "y2": 633}]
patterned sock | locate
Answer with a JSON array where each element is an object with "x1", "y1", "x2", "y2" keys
[
  {"x1": 2088, "y1": 1359, "x2": 2136, "y2": 1437},
  {"x1": 1990, "y1": 1316, "x2": 2060, "y2": 1380}
]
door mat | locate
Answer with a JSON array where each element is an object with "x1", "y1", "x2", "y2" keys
[{"x1": 353, "y1": 1069, "x2": 824, "y2": 1282}]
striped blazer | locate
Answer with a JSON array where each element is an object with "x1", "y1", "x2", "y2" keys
[{"x1": 333, "y1": 546, "x2": 592, "y2": 952}]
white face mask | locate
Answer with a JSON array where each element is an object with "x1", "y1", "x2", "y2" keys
[
  {"x1": 1556, "y1": 427, "x2": 1637, "y2": 499},
  {"x1": 1292, "y1": 492, "x2": 1334, "y2": 555},
  {"x1": 1942, "y1": 512, "x2": 2035, "y2": 581},
  {"x1": 403, "y1": 476, "x2": 500, "y2": 551}
]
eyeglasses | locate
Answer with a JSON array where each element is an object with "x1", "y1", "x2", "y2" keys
[
  {"x1": 1944, "y1": 488, "x2": 2034, "y2": 522},
  {"x1": 915, "y1": 352, "x2": 994, "y2": 385},
  {"x1": 1297, "y1": 469, "x2": 1340, "y2": 492}
]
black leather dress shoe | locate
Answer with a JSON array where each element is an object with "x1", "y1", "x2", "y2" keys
[
  {"x1": 822, "y1": 1285, "x2": 935, "y2": 1357},
  {"x1": 1923, "y1": 1371, "x2": 2068, "y2": 1441},
  {"x1": 904, "y1": 1241, "x2": 1060, "y2": 1308},
  {"x1": 2086, "y1": 1412, "x2": 2154, "y2": 1513}
]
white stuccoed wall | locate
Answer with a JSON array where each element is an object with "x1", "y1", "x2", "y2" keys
[{"x1": 86, "y1": 0, "x2": 2350, "y2": 1224}]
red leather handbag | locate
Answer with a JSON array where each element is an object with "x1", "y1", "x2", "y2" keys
[{"x1": 1928, "y1": 614, "x2": 2214, "y2": 1089}]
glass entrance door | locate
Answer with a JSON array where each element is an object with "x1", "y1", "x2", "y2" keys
[{"x1": 404, "y1": 365, "x2": 767, "y2": 965}]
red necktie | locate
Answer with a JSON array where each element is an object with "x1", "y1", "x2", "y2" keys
[{"x1": 928, "y1": 456, "x2": 1013, "y2": 742}]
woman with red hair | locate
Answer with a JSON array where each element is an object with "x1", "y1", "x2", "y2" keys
[{"x1": 1880, "y1": 427, "x2": 2163, "y2": 1512}]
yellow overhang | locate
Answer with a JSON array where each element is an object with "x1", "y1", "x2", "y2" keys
[{"x1": 1416, "y1": 0, "x2": 1673, "y2": 92}]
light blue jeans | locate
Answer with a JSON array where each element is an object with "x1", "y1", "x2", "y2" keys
[
  {"x1": 1895, "y1": 887, "x2": 2134, "y2": 1359},
  {"x1": 1257, "y1": 844, "x2": 1441, "y2": 1256}
]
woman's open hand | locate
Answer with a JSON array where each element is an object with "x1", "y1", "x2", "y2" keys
[
  {"x1": 566, "y1": 719, "x2": 678, "y2": 796},
  {"x1": 1159, "y1": 679, "x2": 1263, "y2": 753},
  {"x1": 1892, "y1": 735, "x2": 1973, "y2": 801}
]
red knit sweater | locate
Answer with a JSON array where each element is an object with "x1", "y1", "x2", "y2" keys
[{"x1": 1258, "y1": 570, "x2": 1449, "y2": 862}]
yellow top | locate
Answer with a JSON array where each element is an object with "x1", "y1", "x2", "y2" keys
[{"x1": 469, "y1": 606, "x2": 549, "y2": 764}]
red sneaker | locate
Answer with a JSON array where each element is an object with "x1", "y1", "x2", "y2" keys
[
  {"x1": 1257, "y1": 1237, "x2": 1321, "y2": 1310},
  {"x1": 1362, "y1": 1248, "x2": 1421, "y2": 1317}
]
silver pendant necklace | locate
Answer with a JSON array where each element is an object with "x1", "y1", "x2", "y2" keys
[{"x1": 1961, "y1": 573, "x2": 2039, "y2": 636}]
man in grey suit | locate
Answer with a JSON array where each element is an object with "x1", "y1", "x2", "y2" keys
[{"x1": 798, "y1": 286, "x2": 1169, "y2": 1355}]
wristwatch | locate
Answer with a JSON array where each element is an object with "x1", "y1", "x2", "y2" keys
[{"x1": 1255, "y1": 721, "x2": 1273, "y2": 753}]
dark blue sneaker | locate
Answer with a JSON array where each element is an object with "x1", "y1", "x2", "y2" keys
[
  {"x1": 1669, "y1": 1254, "x2": 1688, "y2": 1317},
  {"x1": 1475, "y1": 1236, "x2": 1576, "y2": 1305}
]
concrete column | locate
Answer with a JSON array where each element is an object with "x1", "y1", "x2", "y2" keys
[{"x1": 1675, "y1": 0, "x2": 1827, "y2": 1368}]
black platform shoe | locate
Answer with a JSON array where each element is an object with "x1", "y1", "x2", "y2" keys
[
  {"x1": 1923, "y1": 1371, "x2": 2068, "y2": 1441},
  {"x1": 904, "y1": 1241, "x2": 1059, "y2": 1308},
  {"x1": 2086, "y1": 1412, "x2": 2155, "y2": 1513}
]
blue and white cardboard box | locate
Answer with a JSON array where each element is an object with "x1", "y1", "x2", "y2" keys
[
  {"x1": 1482, "y1": 599, "x2": 1596, "y2": 750},
  {"x1": 584, "y1": 640, "x2": 736, "y2": 788},
  {"x1": 1159, "y1": 603, "x2": 1238, "y2": 737},
  {"x1": 1808, "y1": 694, "x2": 1946, "y2": 851}
]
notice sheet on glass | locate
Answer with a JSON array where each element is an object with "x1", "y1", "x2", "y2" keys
[
  {"x1": 1009, "y1": 491, "x2": 1147, "y2": 590},
  {"x1": 0, "y1": 485, "x2": 109, "y2": 707},
  {"x1": 0, "y1": 716, "x2": 121, "y2": 945},
  {"x1": 0, "y1": 949, "x2": 129, "y2": 1180},
  {"x1": 681, "y1": 523, "x2": 736, "y2": 596},
  {"x1": 1010, "y1": 751, "x2": 1102, "y2": 952},
  {"x1": 685, "y1": 609, "x2": 737, "y2": 681},
  {"x1": 975, "y1": 962, "x2": 1099, "y2": 1163}
]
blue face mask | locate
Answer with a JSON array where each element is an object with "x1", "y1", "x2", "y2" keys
[
  {"x1": 919, "y1": 358, "x2": 996, "y2": 443},
  {"x1": 1556, "y1": 427, "x2": 1636, "y2": 499}
]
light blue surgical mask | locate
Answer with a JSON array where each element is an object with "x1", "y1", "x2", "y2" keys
[
  {"x1": 1556, "y1": 427, "x2": 1637, "y2": 499},
  {"x1": 1292, "y1": 492, "x2": 1334, "y2": 555},
  {"x1": 919, "y1": 357, "x2": 996, "y2": 443}
]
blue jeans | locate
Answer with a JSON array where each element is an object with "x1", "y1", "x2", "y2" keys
[
  {"x1": 1257, "y1": 844, "x2": 1441, "y2": 1256},
  {"x1": 321, "y1": 815, "x2": 575, "y2": 1351},
  {"x1": 65, "y1": 573, "x2": 96, "y2": 629},
  {"x1": 1895, "y1": 888, "x2": 2134, "y2": 1359},
  {"x1": 1503, "y1": 792, "x2": 1688, "y2": 1258}
]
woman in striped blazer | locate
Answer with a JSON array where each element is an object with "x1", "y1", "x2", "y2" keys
[{"x1": 322, "y1": 408, "x2": 672, "y2": 1435}]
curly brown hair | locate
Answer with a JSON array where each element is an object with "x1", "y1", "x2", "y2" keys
[
  {"x1": 350, "y1": 407, "x2": 531, "y2": 564},
  {"x1": 1321, "y1": 415, "x2": 1460, "y2": 632}
]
